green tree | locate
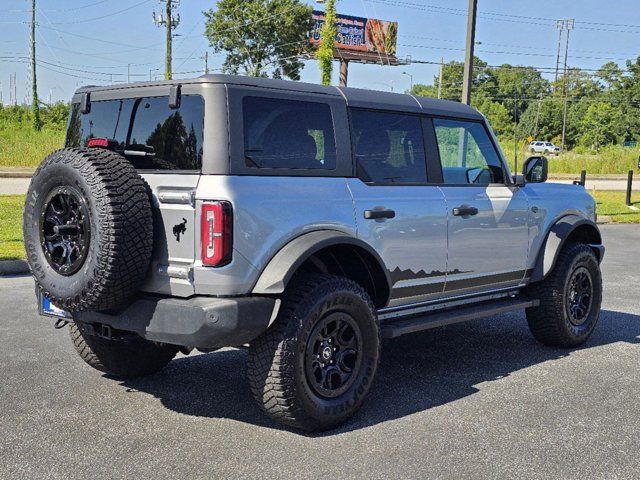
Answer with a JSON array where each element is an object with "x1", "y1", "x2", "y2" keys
[
  {"x1": 316, "y1": 0, "x2": 336, "y2": 85},
  {"x1": 204, "y1": 0, "x2": 313, "y2": 80},
  {"x1": 409, "y1": 83, "x2": 437, "y2": 97},
  {"x1": 517, "y1": 98, "x2": 563, "y2": 142},
  {"x1": 578, "y1": 102, "x2": 624, "y2": 150},
  {"x1": 433, "y1": 57, "x2": 490, "y2": 101},
  {"x1": 476, "y1": 99, "x2": 513, "y2": 137}
]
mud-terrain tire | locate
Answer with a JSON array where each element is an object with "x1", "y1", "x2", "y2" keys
[
  {"x1": 23, "y1": 148, "x2": 153, "y2": 312},
  {"x1": 525, "y1": 242, "x2": 602, "y2": 347},
  {"x1": 247, "y1": 274, "x2": 380, "y2": 432},
  {"x1": 69, "y1": 323, "x2": 179, "y2": 378}
]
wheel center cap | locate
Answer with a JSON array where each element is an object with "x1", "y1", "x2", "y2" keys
[{"x1": 321, "y1": 346, "x2": 333, "y2": 361}]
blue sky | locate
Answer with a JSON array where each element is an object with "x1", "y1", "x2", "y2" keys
[{"x1": 2, "y1": 0, "x2": 640, "y2": 104}]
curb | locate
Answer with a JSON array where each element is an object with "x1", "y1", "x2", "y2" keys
[
  {"x1": 548, "y1": 174, "x2": 630, "y2": 181},
  {"x1": 0, "y1": 168, "x2": 35, "y2": 178},
  {"x1": 0, "y1": 260, "x2": 30, "y2": 276}
]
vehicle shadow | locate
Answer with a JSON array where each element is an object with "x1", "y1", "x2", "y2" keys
[{"x1": 117, "y1": 309, "x2": 640, "y2": 436}]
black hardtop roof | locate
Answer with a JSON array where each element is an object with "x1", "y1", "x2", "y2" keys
[{"x1": 75, "y1": 73, "x2": 483, "y2": 119}]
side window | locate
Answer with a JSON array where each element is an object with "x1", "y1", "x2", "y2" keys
[
  {"x1": 350, "y1": 110, "x2": 428, "y2": 184},
  {"x1": 66, "y1": 95, "x2": 204, "y2": 171},
  {"x1": 433, "y1": 118, "x2": 505, "y2": 185},
  {"x1": 242, "y1": 96, "x2": 337, "y2": 170}
]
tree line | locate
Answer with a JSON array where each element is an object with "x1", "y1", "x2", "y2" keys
[{"x1": 410, "y1": 56, "x2": 640, "y2": 151}]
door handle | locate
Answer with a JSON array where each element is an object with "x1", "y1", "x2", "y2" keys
[
  {"x1": 364, "y1": 208, "x2": 396, "y2": 220},
  {"x1": 452, "y1": 205, "x2": 479, "y2": 217}
]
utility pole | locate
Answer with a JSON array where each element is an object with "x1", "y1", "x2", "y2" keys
[
  {"x1": 554, "y1": 20, "x2": 565, "y2": 89},
  {"x1": 461, "y1": 0, "x2": 478, "y2": 105},
  {"x1": 560, "y1": 19, "x2": 574, "y2": 151},
  {"x1": 153, "y1": 0, "x2": 180, "y2": 80},
  {"x1": 127, "y1": 63, "x2": 131, "y2": 83},
  {"x1": 202, "y1": 51, "x2": 209, "y2": 74},
  {"x1": 513, "y1": 90, "x2": 518, "y2": 173},
  {"x1": 31, "y1": 0, "x2": 42, "y2": 131},
  {"x1": 437, "y1": 57, "x2": 444, "y2": 99},
  {"x1": 534, "y1": 92, "x2": 542, "y2": 138}
]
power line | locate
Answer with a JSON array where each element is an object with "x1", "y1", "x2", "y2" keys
[{"x1": 50, "y1": 0, "x2": 154, "y2": 25}]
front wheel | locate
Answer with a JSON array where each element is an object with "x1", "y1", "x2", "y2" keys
[
  {"x1": 525, "y1": 242, "x2": 602, "y2": 347},
  {"x1": 247, "y1": 274, "x2": 380, "y2": 431}
]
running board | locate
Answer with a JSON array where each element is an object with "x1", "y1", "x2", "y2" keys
[{"x1": 380, "y1": 297, "x2": 539, "y2": 339}]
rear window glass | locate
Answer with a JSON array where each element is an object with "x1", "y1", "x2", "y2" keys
[
  {"x1": 242, "y1": 96, "x2": 337, "y2": 170},
  {"x1": 66, "y1": 95, "x2": 204, "y2": 171}
]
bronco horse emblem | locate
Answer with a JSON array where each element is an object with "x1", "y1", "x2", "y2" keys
[{"x1": 173, "y1": 218, "x2": 187, "y2": 242}]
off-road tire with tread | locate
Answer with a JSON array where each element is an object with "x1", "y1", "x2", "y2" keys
[
  {"x1": 247, "y1": 274, "x2": 380, "y2": 431},
  {"x1": 525, "y1": 242, "x2": 602, "y2": 347},
  {"x1": 23, "y1": 148, "x2": 153, "y2": 312},
  {"x1": 69, "y1": 323, "x2": 179, "y2": 378}
]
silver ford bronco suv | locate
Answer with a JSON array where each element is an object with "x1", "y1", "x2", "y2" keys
[{"x1": 23, "y1": 75, "x2": 604, "y2": 431}]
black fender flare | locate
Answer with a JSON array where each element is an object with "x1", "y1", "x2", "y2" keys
[
  {"x1": 252, "y1": 230, "x2": 392, "y2": 302},
  {"x1": 530, "y1": 215, "x2": 604, "y2": 283}
]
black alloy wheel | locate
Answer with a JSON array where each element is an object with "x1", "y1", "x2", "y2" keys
[
  {"x1": 39, "y1": 186, "x2": 90, "y2": 276},
  {"x1": 566, "y1": 266, "x2": 594, "y2": 326},
  {"x1": 305, "y1": 313, "x2": 363, "y2": 399}
]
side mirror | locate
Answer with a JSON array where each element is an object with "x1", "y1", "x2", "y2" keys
[{"x1": 523, "y1": 155, "x2": 548, "y2": 183}]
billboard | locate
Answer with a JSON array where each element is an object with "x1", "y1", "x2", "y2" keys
[{"x1": 311, "y1": 10, "x2": 398, "y2": 57}]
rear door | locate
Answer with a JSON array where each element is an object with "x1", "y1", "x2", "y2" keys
[
  {"x1": 432, "y1": 118, "x2": 529, "y2": 296},
  {"x1": 346, "y1": 109, "x2": 448, "y2": 307},
  {"x1": 66, "y1": 91, "x2": 205, "y2": 296}
]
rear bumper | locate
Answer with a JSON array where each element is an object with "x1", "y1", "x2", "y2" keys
[{"x1": 73, "y1": 295, "x2": 278, "y2": 349}]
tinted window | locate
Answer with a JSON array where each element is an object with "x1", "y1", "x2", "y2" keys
[
  {"x1": 242, "y1": 96, "x2": 336, "y2": 170},
  {"x1": 66, "y1": 95, "x2": 204, "y2": 170},
  {"x1": 350, "y1": 110, "x2": 427, "y2": 184},
  {"x1": 433, "y1": 118, "x2": 505, "y2": 185}
]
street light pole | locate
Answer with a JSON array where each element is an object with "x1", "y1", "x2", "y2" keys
[
  {"x1": 461, "y1": 0, "x2": 478, "y2": 105},
  {"x1": 402, "y1": 71, "x2": 413, "y2": 91}
]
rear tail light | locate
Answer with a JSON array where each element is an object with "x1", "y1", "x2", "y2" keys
[
  {"x1": 87, "y1": 137, "x2": 118, "y2": 149},
  {"x1": 201, "y1": 202, "x2": 233, "y2": 267}
]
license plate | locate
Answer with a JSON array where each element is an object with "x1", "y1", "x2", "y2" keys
[{"x1": 39, "y1": 291, "x2": 70, "y2": 319}]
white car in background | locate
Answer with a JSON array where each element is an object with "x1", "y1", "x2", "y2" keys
[{"x1": 530, "y1": 141, "x2": 561, "y2": 155}]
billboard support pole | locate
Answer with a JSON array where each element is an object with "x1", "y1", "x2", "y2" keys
[
  {"x1": 461, "y1": 0, "x2": 477, "y2": 105},
  {"x1": 339, "y1": 60, "x2": 349, "y2": 87}
]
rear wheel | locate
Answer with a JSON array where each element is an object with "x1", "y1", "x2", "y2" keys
[
  {"x1": 69, "y1": 323, "x2": 179, "y2": 378},
  {"x1": 247, "y1": 274, "x2": 380, "y2": 431},
  {"x1": 525, "y1": 242, "x2": 602, "y2": 347}
]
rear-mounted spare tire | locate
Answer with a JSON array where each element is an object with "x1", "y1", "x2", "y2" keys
[{"x1": 23, "y1": 148, "x2": 154, "y2": 312}]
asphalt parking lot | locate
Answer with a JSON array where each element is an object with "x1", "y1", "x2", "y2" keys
[{"x1": 1, "y1": 224, "x2": 639, "y2": 480}]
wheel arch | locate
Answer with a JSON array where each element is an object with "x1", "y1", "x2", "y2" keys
[
  {"x1": 252, "y1": 230, "x2": 392, "y2": 309},
  {"x1": 530, "y1": 214, "x2": 604, "y2": 283}
]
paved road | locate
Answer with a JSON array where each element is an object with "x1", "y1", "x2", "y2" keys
[
  {"x1": 553, "y1": 179, "x2": 640, "y2": 191},
  {"x1": 1, "y1": 225, "x2": 639, "y2": 479},
  {"x1": 0, "y1": 177, "x2": 30, "y2": 195},
  {"x1": 1, "y1": 177, "x2": 638, "y2": 195}
]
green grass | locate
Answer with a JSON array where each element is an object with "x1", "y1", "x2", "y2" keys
[
  {"x1": 0, "y1": 122, "x2": 65, "y2": 168},
  {"x1": 500, "y1": 140, "x2": 640, "y2": 175},
  {"x1": 593, "y1": 190, "x2": 640, "y2": 223},
  {"x1": 0, "y1": 195, "x2": 26, "y2": 260}
]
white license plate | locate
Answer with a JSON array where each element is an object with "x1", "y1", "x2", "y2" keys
[{"x1": 39, "y1": 292, "x2": 70, "y2": 319}]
